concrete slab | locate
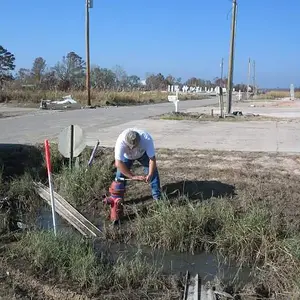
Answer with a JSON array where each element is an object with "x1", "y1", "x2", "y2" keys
[
  {"x1": 186, "y1": 99, "x2": 300, "y2": 119},
  {"x1": 81, "y1": 119, "x2": 299, "y2": 153}
]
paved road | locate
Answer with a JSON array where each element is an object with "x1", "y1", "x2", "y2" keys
[
  {"x1": 0, "y1": 98, "x2": 218, "y2": 145},
  {"x1": 2, "y1": 97, "x2": 300, "y2": 153}
]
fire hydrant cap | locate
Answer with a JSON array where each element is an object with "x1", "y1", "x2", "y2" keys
[{"x1": 109, "y1": 181, "x2": 125, "y2": 194}]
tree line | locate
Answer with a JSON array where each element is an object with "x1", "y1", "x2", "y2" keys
[{"x1": 0, "y1": 45, "x2": 267, "y2": 92}]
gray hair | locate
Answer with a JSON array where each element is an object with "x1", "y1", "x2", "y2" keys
[{"x1": 125, "y1": 130, "x2": 141, "y2": 148}]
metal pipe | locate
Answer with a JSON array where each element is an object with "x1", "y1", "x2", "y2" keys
[
  {"x1": 87, "y1": 140, "x2": 100, "y2": 167},
  {"x1": 69, "y1": 124, "x2": 74, "y2": 170}
]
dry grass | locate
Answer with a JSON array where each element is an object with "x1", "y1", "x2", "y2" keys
[
  {"x1": 0, "y1": 89, "x2": 208, "y2": 106},
  {"x1": 259, "y1": 90, "x2": 300, "y2": 99},
  {"x1": 5, "y1": 231, "x2": 180, "y2": 299}
]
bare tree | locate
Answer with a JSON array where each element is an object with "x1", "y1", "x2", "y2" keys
[
  {"x1": 53, "y1": 52, "x2": 85, "y2": 90},
  {"x1": 31, "y1": 57, "x2": 46, "y2": 84},
  {"x1": 146, "y1": 73, "x2": 167, "y2": 90},
  {"x1": 91, "y1": 66, "x2": 117, "y2": 90},
  {"x1": 113, "y1": 65, "x2": 129, "y2": 91}
]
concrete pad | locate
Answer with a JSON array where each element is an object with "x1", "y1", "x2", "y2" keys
[
  {"x1": 84, "y1": 119, "x2": 300, "y2": 153},
  {"x1": 186, "y1": 99, "x2": 300, "y2": 119}
]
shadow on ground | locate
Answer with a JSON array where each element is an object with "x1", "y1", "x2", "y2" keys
[
  {"x1": 162, "y1": 180, "x2": 236, "y2": 200},
  {"x1": 0, "y1": 144, "x2": 43, "y2": 178}
]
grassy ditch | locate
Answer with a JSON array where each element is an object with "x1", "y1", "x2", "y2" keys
[
  {"x1": 1, "y1": 231, "x2": 180, "y2": 299},
  {"x1": 130, "y1": 197, "x2": 300, "y2": 298},
  {"x1": 2, "y1": 145, "x2": 300, "y2": 298},
  {"x1": 0, "y1": 170, "x2": 43, "y2": 233},
  {"x1": 0, "y1": 89, "x2": 209, "y2": 106}
]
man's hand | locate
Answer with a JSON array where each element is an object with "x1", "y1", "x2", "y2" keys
[
  {"x1": 145, "y1": 174, "x2": 152, "y2": 183},
  {"x1": 145, "y1": 156, "x2": 156, "y2": 183},
  {"x1": 132, "y1": 175, "x2": 146, "y2": 181}
]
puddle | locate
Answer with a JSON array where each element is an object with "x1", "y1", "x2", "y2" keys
[
  {"x1": 36, "y1": 208, "x2": 251, "y2": 285},
  {"x1": 36, "y1": 207, "x2": 73, "y2": 233},
  {"x1": 94, "y1": 240, "x2": 251, "y2": 284}
]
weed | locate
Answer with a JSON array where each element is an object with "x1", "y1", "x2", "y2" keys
[
  {"x1": 10, "y1": 230, "x2": 180, "y2": 298},
  {"x1": 258, "y1": 91, "x2": 300, "y2": 99},
  {"x1": 8, "y1": 173, "x2": 41, "y2": 212},
  {"x1": 54, "y1": 152, "x2": 115, "y2": 208},
  {"x1": 112, "y1": 253, "x2": 162, "y2": 290},
  {"x1": 215, "y1": 204, "x2": 279, "y2": 266},
  {"x1": 0, "y1": 173, "x2": 42, "y2": 232},
  {"x1": 14, "y1": 231, "x2": 108, "y2": 289},
  {"x1": 133, "y1": 199, "x2": 231, "y2": 253}
]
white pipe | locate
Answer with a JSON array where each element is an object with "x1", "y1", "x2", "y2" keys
[
  {"x1": 87, "y1": 140, "x2": 100, "y2": 168},
  {"x1": 48, "y1": 170, "x2": 57, "y2": 236}
]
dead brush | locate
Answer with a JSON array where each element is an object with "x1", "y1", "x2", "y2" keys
[
  {"x1": 253, "y1": 236, "x2": 300, "y2": 299},
  {"x1": 0, "y1": 89, "x2": 206, "y2": 105}
]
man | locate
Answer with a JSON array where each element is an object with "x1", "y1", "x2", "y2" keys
[{"x1": 114, "y1": 128, "x2": 161, "y2": 200}]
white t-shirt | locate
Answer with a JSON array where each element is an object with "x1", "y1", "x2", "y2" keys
[{"x1": 115, "y1": 128, "x2": 156, "y2": 161}]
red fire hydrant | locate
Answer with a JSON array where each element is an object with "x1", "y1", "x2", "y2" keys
[{"x1": 103, "y1": 181, "x2": 125, "y2": 225}]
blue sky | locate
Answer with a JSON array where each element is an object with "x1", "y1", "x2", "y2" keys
[{"x1": 1, "y1": 0, "x2": 299, "y2": 88}]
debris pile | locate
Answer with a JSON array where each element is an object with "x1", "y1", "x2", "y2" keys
[{"x1": 40, "y1": 95, "x2": 81, "y2": 110}]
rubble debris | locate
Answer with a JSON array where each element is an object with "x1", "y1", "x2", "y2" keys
[
  {"x1": 232, "y1": 111, "x2": 243, "y2": 116},
  {"x1": 40, "y1": 95, "x2": 80, "y2": 110}
]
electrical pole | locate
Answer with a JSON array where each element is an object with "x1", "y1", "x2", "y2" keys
[
  {"x1": 247, "y1": 57, "x2": 251, "y2": 100},
  {"x1": 86, "y1": 0, "x2": 92, "y2": 107},
  {"x1": 226, "y1": 0, "x2": 237, "y2": 114},
  {"x1": 219, "y1": 58, "x2": 225, "y2": 118},
  {"x1": 253, "y1": 60, "x2": 256, "y2": 95},
  {"x1": 220, "y1": 58, "x2": 224, "y2": 87}
]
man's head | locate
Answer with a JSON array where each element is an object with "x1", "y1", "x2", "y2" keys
[{"x1": 125, "y1": 130, "x2": 140, "y2": 149}]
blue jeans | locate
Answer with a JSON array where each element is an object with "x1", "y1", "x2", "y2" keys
[{"x1": 115, "y1": 152, "x2": 161, "y2": 200}]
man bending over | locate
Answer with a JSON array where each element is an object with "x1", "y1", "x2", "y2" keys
[{"x1": 114, "y1": 128, "x2": 161, "y2": 201}]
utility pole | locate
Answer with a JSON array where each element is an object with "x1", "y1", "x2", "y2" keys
[
  {"x1": 220, "y1": 58, "x2": 224, "y2": 87},
  {"x1": 253, "y1": 60, "x2": 256, "y2": 95},
  {"x1": 247, "y1": 57, "x2": 251, "y2": 100},
  {"x1": 86, "y1": 0, "x2": 93, "y2": 107},
  {"x1": 226, "y1": 0, "x2": 237, "y2": 114},
  {"x1": 219, "y1": 58, "x2": 225, "y2": 118}
]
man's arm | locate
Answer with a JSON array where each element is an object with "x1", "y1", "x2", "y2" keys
[
  {"x1": 115, "y1": 160, "x2": 145, "y2": 181},
  {"x1": 144, "y1": 134, "x2": 157, "y2": 183},
  {"x1": 146, "y1": 156, "x2": 157, "y2": 183},
  {"x1": 115, "y1": 160, "x2": 134, "y2": 179}
]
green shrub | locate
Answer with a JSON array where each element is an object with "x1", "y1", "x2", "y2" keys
[
  {"x1": 134, "y1": 199, "x2": 232, "y2": 253},
  {"x1": 54, "y1": 153, "x2": 115, "y2": 207}
]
